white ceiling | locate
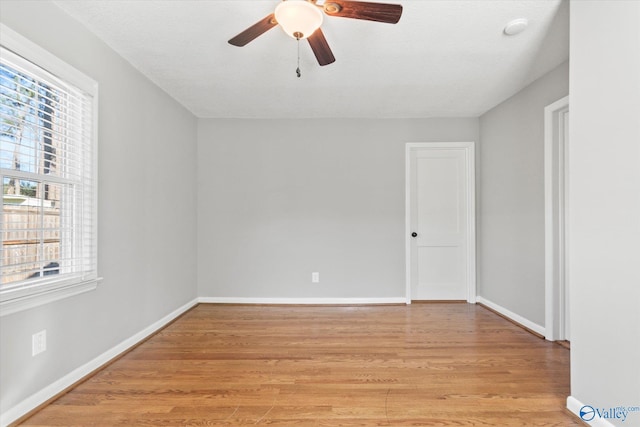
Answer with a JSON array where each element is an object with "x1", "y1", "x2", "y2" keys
[{"x1": 53, "y1": 0, "x2": 569, "y2": 119}]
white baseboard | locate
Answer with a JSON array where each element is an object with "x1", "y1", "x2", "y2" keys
[
  {"x1": 198, "y1": 297, "x2": 407, "y2": 305},
  {"x1": 0, "y1": 298, "x2": 199, "y2": 427},
  {"x1": 475, "y1": 296, "x2": 546, "y2": 337},
  {"x1": 567, "y1": 396, "x2": 616, "y2": 427}
]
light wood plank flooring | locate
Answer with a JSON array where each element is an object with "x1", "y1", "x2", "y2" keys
[{"x1": 19, "y1": 303, "x2": 581, "y2": 426}]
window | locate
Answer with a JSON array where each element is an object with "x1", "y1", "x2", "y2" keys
[{"x1": 0, "y1": 25, "x2": 99, "y2": 316}]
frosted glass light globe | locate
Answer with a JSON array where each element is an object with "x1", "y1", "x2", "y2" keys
[{"x1": 275, "y1": 0, "x2": 324, "y2": 39}]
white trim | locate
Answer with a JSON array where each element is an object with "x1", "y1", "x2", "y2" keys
[
  {"x1": 567, "y1": 396, "x2": 616, "y2": 427},
  {"x1": 0, "y1": 24, "x2": 97, "y2": 94},
  {"x1": 0, "y1": 277, "x2": 102, "y2": 317},
  {"x1": 405, "y1": 144, "x2": 413, "y2": 304},
  {"x1": 544, "y1": 95, "x2": 570, "y2": 341},
  {"x1": 405, "y1": 142, "x2": 476, "y2": 304},
  {"x1": 198, "y1": 297, "x2": 407, "y2": 305},
  {"x1": 465, "y1": 143, "x2": 477, "y2": 304},
  {"x1": 0, "y1": 298, "x2": 199, "y2": 427},
  {"x1": 476, "y1": 296, "x2": 545, "y2": 336}
]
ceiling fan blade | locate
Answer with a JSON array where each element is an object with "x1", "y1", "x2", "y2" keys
[
  {"x1": 307, "y1": 28, "x2": 336, "y2": 66},
  {"x1": 228, "y1": 13, "x2": 278, "y2": 47},
  {"x1": 324, "y1": 1, "x2": 402, "y2": 24}
]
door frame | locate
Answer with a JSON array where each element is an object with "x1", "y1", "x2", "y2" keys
[
  {"x1": 405, "y1": 142, "x2": 476, "y2": 304},
  {"x1": 544, "y1": 96, "x2": 570, "y2": 341}
]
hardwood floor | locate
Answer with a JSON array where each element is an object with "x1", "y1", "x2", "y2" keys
[{"x1": 19, "y1": 303, "x2": 582, "y2": 426}]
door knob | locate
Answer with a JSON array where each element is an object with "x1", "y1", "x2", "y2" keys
[{"x1": 411, "y1": 232, "x2": 418, "y2": 238}]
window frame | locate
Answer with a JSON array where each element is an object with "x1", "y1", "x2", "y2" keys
[{"x1": 0, "y1": 24, "x2": 100, "y2": 316}]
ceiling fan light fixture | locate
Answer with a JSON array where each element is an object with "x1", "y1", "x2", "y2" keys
[{"x1": 275, "y1": 0, "x2": 324, "y2": 39}]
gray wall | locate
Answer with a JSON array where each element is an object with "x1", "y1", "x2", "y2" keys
[
  {"x1": 569, "y1": 2, "x2": 640, "y2": 422},
  {"x1": 478, "y1": 61, "x2": 569, "y2": 326},
  {"x1": 0, "y1": 0, "x2": 198, "y2": 415},
  {"x1": 197, "y1": 119, "x2": 479, "y2": 299}
]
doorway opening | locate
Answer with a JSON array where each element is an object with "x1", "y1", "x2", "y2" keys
[{"x1": 544, "y1": 96, "x2": 570, "y2": 342}]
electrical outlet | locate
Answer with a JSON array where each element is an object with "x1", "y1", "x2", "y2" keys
[
  {"x1": 32, "y1": 330, "x2": 46, "y2": 356},
  {"x1": 311, "y1": 272, "x2": 320, "y2": 283}
]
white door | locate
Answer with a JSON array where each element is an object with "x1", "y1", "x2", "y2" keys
[{"x1": 406, "y1": 143, "x2": 476, "y2": 302}]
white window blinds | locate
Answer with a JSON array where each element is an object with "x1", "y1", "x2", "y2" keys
[{"x1": 0, "y1": 25, "x2": 99, "y2": 314}]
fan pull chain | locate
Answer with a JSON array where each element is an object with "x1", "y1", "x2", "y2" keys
[{"x1": 296, "y1": 36, "x2": 301, "y2": 78}]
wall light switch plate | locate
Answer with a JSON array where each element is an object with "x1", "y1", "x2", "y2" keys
[{"x1": 312, "y1": 272, "x2": 320, "y2": 283}]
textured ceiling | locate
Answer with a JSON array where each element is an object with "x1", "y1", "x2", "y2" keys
[{"x1": 53, "y1": 0, "x2": 569, "y2": 119}]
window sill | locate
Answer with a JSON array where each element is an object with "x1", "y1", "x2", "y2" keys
[{"x1": 0, "y1": 277, "x2": 103, "y2": 317}]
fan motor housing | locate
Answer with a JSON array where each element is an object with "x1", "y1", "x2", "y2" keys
[{"x1": 324, "y1": 3, "x2": 343, "y2": 14}]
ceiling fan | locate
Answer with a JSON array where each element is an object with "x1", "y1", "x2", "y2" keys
[{"x1": 228, "y1": 0, "x2": 403, "y2": 67}]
